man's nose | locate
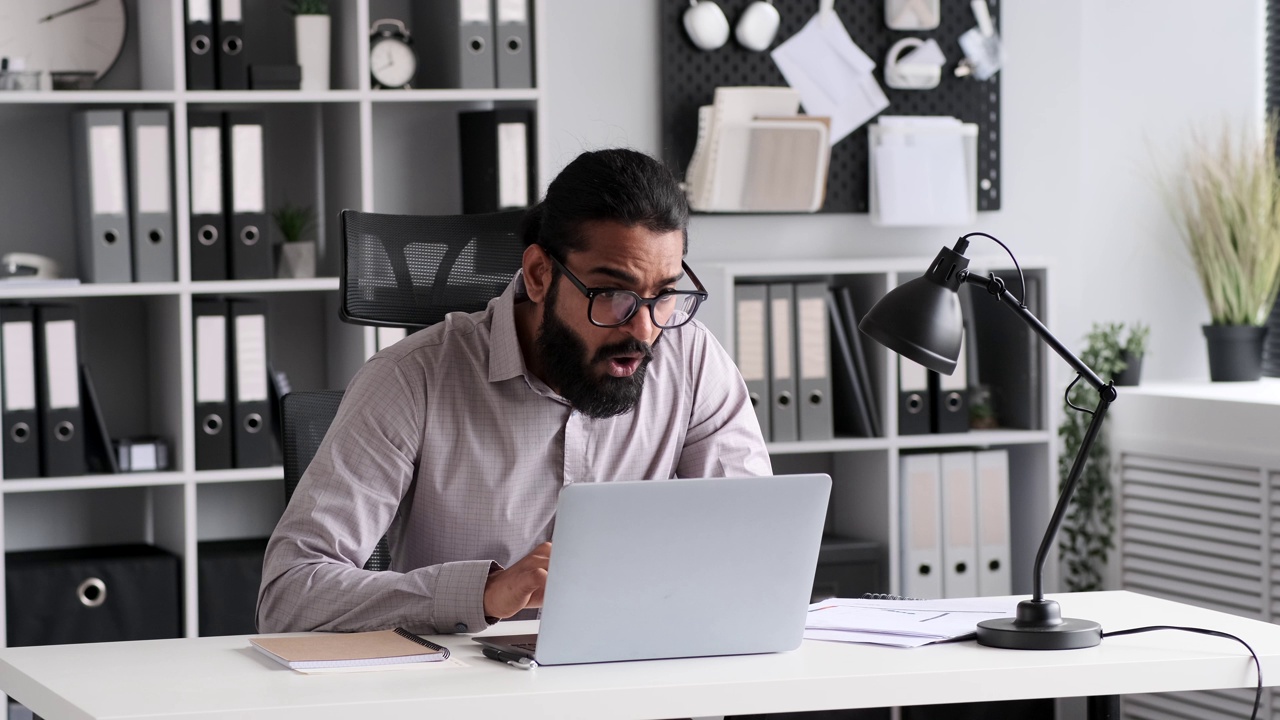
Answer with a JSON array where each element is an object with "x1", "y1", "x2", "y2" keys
[{"x1": 620, "y1": 304, "x2": 659, "y2": 342}]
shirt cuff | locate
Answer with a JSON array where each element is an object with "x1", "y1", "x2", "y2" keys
[{"x1": 431, "y1": 559, "x2": 496, "y2": 634}]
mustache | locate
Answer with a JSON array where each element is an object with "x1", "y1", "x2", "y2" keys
[{"x1": 592, "y1": 338, "x2": 653, "y2": 364}]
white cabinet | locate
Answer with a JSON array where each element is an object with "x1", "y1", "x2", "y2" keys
[
  {"x1": 1112, "y1": 383, "x2": 1280, "y2": 719},
  {"x1": 699, "y1": 257, "x2": 1058, "y2": 597},
  {"x1": 0, "y1": 0, "x2": 544, "y2": 644}
]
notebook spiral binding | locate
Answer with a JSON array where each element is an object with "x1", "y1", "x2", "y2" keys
[
  {"x1": 861, "y1": 593, "x2": 925, "y2": 601},
  {"x1": 393, "y1": 627, "x2": 451, "y2": 659}
]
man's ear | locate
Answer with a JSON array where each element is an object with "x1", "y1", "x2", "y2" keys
[{"x1": 522, "y1": 244, "x2": 552, "y2": 304}]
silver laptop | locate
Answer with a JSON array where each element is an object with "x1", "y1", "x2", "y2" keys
[{"x1": 474, "y1": 473, "x2": 831, "y2": 666}]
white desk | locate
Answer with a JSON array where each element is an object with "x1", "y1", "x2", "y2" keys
[{"x1": 1, "y1": 591, "x2": 1277, "y2": 720}]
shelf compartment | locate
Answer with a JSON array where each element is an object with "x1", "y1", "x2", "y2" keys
[
  {"x1": 4, "y1": 485, "x2": 185, "y2": 554},
  {"x1": 196, "y1": 480, "x2": 283, "y2": 543}
]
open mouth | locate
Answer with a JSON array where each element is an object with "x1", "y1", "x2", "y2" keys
[{"x1": 605, "y1": 354, "x2": 644, "y2": 378}]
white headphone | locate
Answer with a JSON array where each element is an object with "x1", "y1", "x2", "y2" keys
[{"x1": 683, "y1": 0, "x2": 780, "y2": 52}]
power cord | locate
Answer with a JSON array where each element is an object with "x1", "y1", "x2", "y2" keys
[{"x1": 1102, "y1": 625, "x2": 1262, "y2": 720}]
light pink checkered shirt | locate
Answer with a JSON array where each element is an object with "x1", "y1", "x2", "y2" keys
[{"x1": 257, "y1": 274, "x2": 772, "y2": 635}]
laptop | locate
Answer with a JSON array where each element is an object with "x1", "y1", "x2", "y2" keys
[{"x1": 473, "y1": 473, "x2": 831, "y2": 666}]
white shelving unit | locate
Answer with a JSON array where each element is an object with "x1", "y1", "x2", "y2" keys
[
  {"x1": 0, "y1": 0, "x2": 545, "y2": 646},
  {"x1": 699, "y1": 257, "x2": 1058, "y2": 597}
]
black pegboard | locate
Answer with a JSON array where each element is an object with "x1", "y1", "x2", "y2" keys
[{"x1": 660, "y1": 0, "x2": 1001, "y2": 213}]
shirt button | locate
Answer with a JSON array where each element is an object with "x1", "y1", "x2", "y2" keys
[{"x1": 455, "y1": 622, "x2": 468, "y2": 632}]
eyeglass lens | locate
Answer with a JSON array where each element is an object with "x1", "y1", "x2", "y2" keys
[{"x1": 591, "y1": 292, "x2": 699, "y2": 328}]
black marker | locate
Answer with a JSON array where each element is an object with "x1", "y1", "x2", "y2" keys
[{"x1": 482, "y1": 647, "x2": 537, "y2": 670}]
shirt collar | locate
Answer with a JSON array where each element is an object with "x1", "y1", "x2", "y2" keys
[{"x1": 489, "y1": 271, "x2": 532, "y2": 383}]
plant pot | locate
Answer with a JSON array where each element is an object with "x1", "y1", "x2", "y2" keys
[
  {"x1": 1112, "y1": 351, "x2": 1143, "y2": 386},
  {"x1": 277, "y1": 241, "x2": 316, "y2": 279},
  {"x1": 295, "y1": 15, "x2": 330, "y2": 92},
  {"x1": 1202, "y1": 324, "x2": 1267, "y2": 382}
]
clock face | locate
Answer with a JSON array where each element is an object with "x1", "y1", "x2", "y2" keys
[
  {"x1": 371, "y1": 37, "x2": 416, "y2": 89},
  {"x1": 0, "y1": 0, "x2": 127, "y2": 80}
]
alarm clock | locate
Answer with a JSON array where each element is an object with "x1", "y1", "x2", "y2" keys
[{"x1": 370, "y1": 19, "x2": 416, "y2": 89}]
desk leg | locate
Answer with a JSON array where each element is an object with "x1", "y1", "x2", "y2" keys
[{"x1": 1086, "y1": 695, "x2": 1119, "y2": 719}]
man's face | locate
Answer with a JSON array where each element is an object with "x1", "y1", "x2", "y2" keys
[{"x1": 533, "y1": 222, "x2": 685, "y2": 419}]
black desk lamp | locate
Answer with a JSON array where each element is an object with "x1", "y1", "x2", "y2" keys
[{"x1": 859, "y1": 232, "x2": 1115, "y2": 650}]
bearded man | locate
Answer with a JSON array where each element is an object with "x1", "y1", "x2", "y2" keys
[{"x1": 257, "y1": 148, "x2": 771, "y2": 634}]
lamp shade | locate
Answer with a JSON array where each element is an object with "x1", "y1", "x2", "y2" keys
[{"x1": 859, "y1": 274, "x2": 963, "y2": 375}]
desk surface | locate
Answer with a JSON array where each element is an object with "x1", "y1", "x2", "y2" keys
[{"x1": 2, "y1": 591, "x2": 1277, "y2": 720}]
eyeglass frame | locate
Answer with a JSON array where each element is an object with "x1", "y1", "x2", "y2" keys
[{"x1": 541, "y1": 248, "x2": 709, "y2": 329}]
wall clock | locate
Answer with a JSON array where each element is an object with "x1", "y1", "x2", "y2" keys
[{"x1": 0, "y1": 0, "x2": 127, "y2": 82}]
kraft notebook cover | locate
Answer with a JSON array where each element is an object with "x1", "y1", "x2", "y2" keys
[{"x1": 250, "y1": 628, "x2": 449, "y2": 669}]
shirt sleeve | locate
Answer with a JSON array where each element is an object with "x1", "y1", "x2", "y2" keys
[
  {"x1": 256, "y1": 356, "x2": 495, "y2": 635},
  {"x1": 675, "y1": 323, "x2": 774, "y2": 478}
]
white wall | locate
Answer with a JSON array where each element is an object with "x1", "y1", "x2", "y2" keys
[{"x1": 543, "y1": 0, "x2": 1265, "y2": 384}]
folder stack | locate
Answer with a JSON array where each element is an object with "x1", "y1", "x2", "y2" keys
[
  {"x1": 899, "y1": 450, "x2": 1011, "y2": 598},
  {"x1": 193, "y1": 298, "x2": 273, "y2": 470},
  {"x1": 188, "y1": 112, "x2": 273, "y2": 281},
  {"x1": 733, "y1": 282, "x2": 838, "y2": 444},
  {"x1": 70, "y1": 109, "x2": 176, "y2": 284},
  {"x1": 184, "y1": 0, "x2": 249, "y2": 90},
  {"x1": 0, "y1": 304, "x2": 93, "y2": 479}
]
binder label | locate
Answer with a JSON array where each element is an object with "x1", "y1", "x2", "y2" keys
[
  {"x1": 2, "y1": 322, "x2": 35, "y2": 411},
  {"x1": 497, "y1": 0, "x2": 527, "y2": 22},
  {"x1": 135, "y1": 125, "x2": 171, "y2": 214},
  {"x1": 187, "y1": 0, "x2": 212, "y2": 22},
  {"x1": 771, "y1": 298, "x2": 791, "y2": 379},
  {"x1": 44, "y1": 320, "x2": 80, "y2": 410},
  {"x1": 89, "y1": 125, "x2": 126, "y2": 216},
  {"x1": 736, "y1": 299, "x2": 766, "y2": 381},
  {"x1": 219, "y1": 0, "x2": 242, "y2": 21},
  {"x1": 231, "y1": 124, "x2": 265, "y2": 213},
  {"x1": 235, "y1": 315, "x2": 268, "y2": 402},
  {"x1": 461, "y1": 0, "x2": 490, "y2": 23},
  {"x1": 190, "y1": 127, "x2": 222, "y2": 215},
  {"x1": 798, "y1": 296, "x2": 827, "y2": 380},
  {"x1": 497, "y1": 122, "x2": 528, "y2": 208},
  {"x1": 195, "y1": 315, "x2": 226, "y2": 403}
]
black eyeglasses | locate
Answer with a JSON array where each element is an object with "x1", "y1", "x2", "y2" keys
[{"x1": 544, "y1": 251, "x2": 708, "y2": 329}]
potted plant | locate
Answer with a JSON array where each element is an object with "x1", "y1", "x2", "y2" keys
[
  {"x1": 1058, "y1": 323, "x2": 1128, "y2": 592},
  {"x1": 1165, "y1": 117, "x2": 1280, "y2": 381},
  {"x1": 1109, "y1": 322, "x2": 1150, "y2": 386},
  {"x1": 289, "y1": 0, "x2": 330, "y2": 91},
  {"x1": 273, "y1": 203, "x2": 317, "y2": 278}
]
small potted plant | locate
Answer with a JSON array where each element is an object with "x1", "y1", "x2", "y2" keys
[
  {"x1": 1111, "y1": 322, "x2": 1150, "y2": 386},
  {"x1": 273, "y1": 203, "x2": 317, "y2": 278},
  {"x1": 1164, "y1": 117, "x2": 1280, "y2": 381},
  {"x1": 289, "y1": 0, "x2": 330, "y2": 91}
]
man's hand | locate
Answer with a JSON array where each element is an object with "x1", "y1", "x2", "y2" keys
[{"x1": 483, "y1": 542, "x2": 551, "y2": 620}]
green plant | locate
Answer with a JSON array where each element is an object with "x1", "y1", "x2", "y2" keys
[
  {"x1": 286, "y1": 0, "x2": 328, "y2": 15},
  {"x1": 1058, "y1": 322, "x2": 1133, "y2": 592},
  {"x1": 1163, "y1": 116, "x2": 1280, "y2": 326},
  {"x1": 1122, "y1": 322, "x2": 1150, "y2": 359},
  {"x1": 272, "y1": 204, "x2": 316, "y2": 243}
]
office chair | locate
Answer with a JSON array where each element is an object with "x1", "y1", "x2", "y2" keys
[{"x1": 277, "y1": 209, "x2": 527, "y2": 573}]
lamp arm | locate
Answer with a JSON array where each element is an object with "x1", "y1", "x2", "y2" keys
[
  {"x1": 960, "y1": 270, "x2": 1118, "y2": 603},
  {"x1": 960, "y1": 272, "x2": 1110, "y2": 393}
]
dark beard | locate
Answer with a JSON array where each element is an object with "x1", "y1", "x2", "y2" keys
[{"x1": 535, "y1": 281, "x2": 653, "y2": 419}]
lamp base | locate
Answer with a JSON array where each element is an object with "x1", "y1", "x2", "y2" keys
[{"x1": 975, "y1": 599, "x2": 1103, "y2": 650}]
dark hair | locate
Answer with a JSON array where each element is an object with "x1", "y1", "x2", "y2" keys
[{"x1": 520, "y1": 149, "x2": 690, "y2": 260}]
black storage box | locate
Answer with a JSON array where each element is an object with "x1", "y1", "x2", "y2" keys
[
  {"x1": 248, "y1": 64, "x2": 301, "y2": 90},
  {"x1": 812, "y1": 536, "x2": 886, "y2": 602},
  {"x1": 6, "y1": 544, "x2": 181, "y2": 647},
  {"x1": 198, "y1": 537, "x2": 268, "y2": 636}
]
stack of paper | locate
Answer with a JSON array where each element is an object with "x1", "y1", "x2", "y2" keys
[
  {"x1": 805, "y1": 596, "x2": 1020, "y2": 648},
  {"x1": 684, "y1": 87, "x2": 831, "y2": 213},
  {"x1": 869, "y1": 116, "x2": 978, "y2": 227}
]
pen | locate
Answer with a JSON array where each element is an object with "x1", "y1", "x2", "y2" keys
[{"x1": 482, "y1": 647, "x2": 538, "y2": 670}]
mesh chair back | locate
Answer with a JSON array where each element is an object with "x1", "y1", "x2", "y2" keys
[
  {"x1": 280, "y1": 390, "x2": 390, "y2": 572},
  {"x1": 340, "y1": 209, "x2": 527, "y2": 329}
]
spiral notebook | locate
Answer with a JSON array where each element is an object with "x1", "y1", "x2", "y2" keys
[{"x1": 250, "y1": 627, "x2": 450, "y2": 669}]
